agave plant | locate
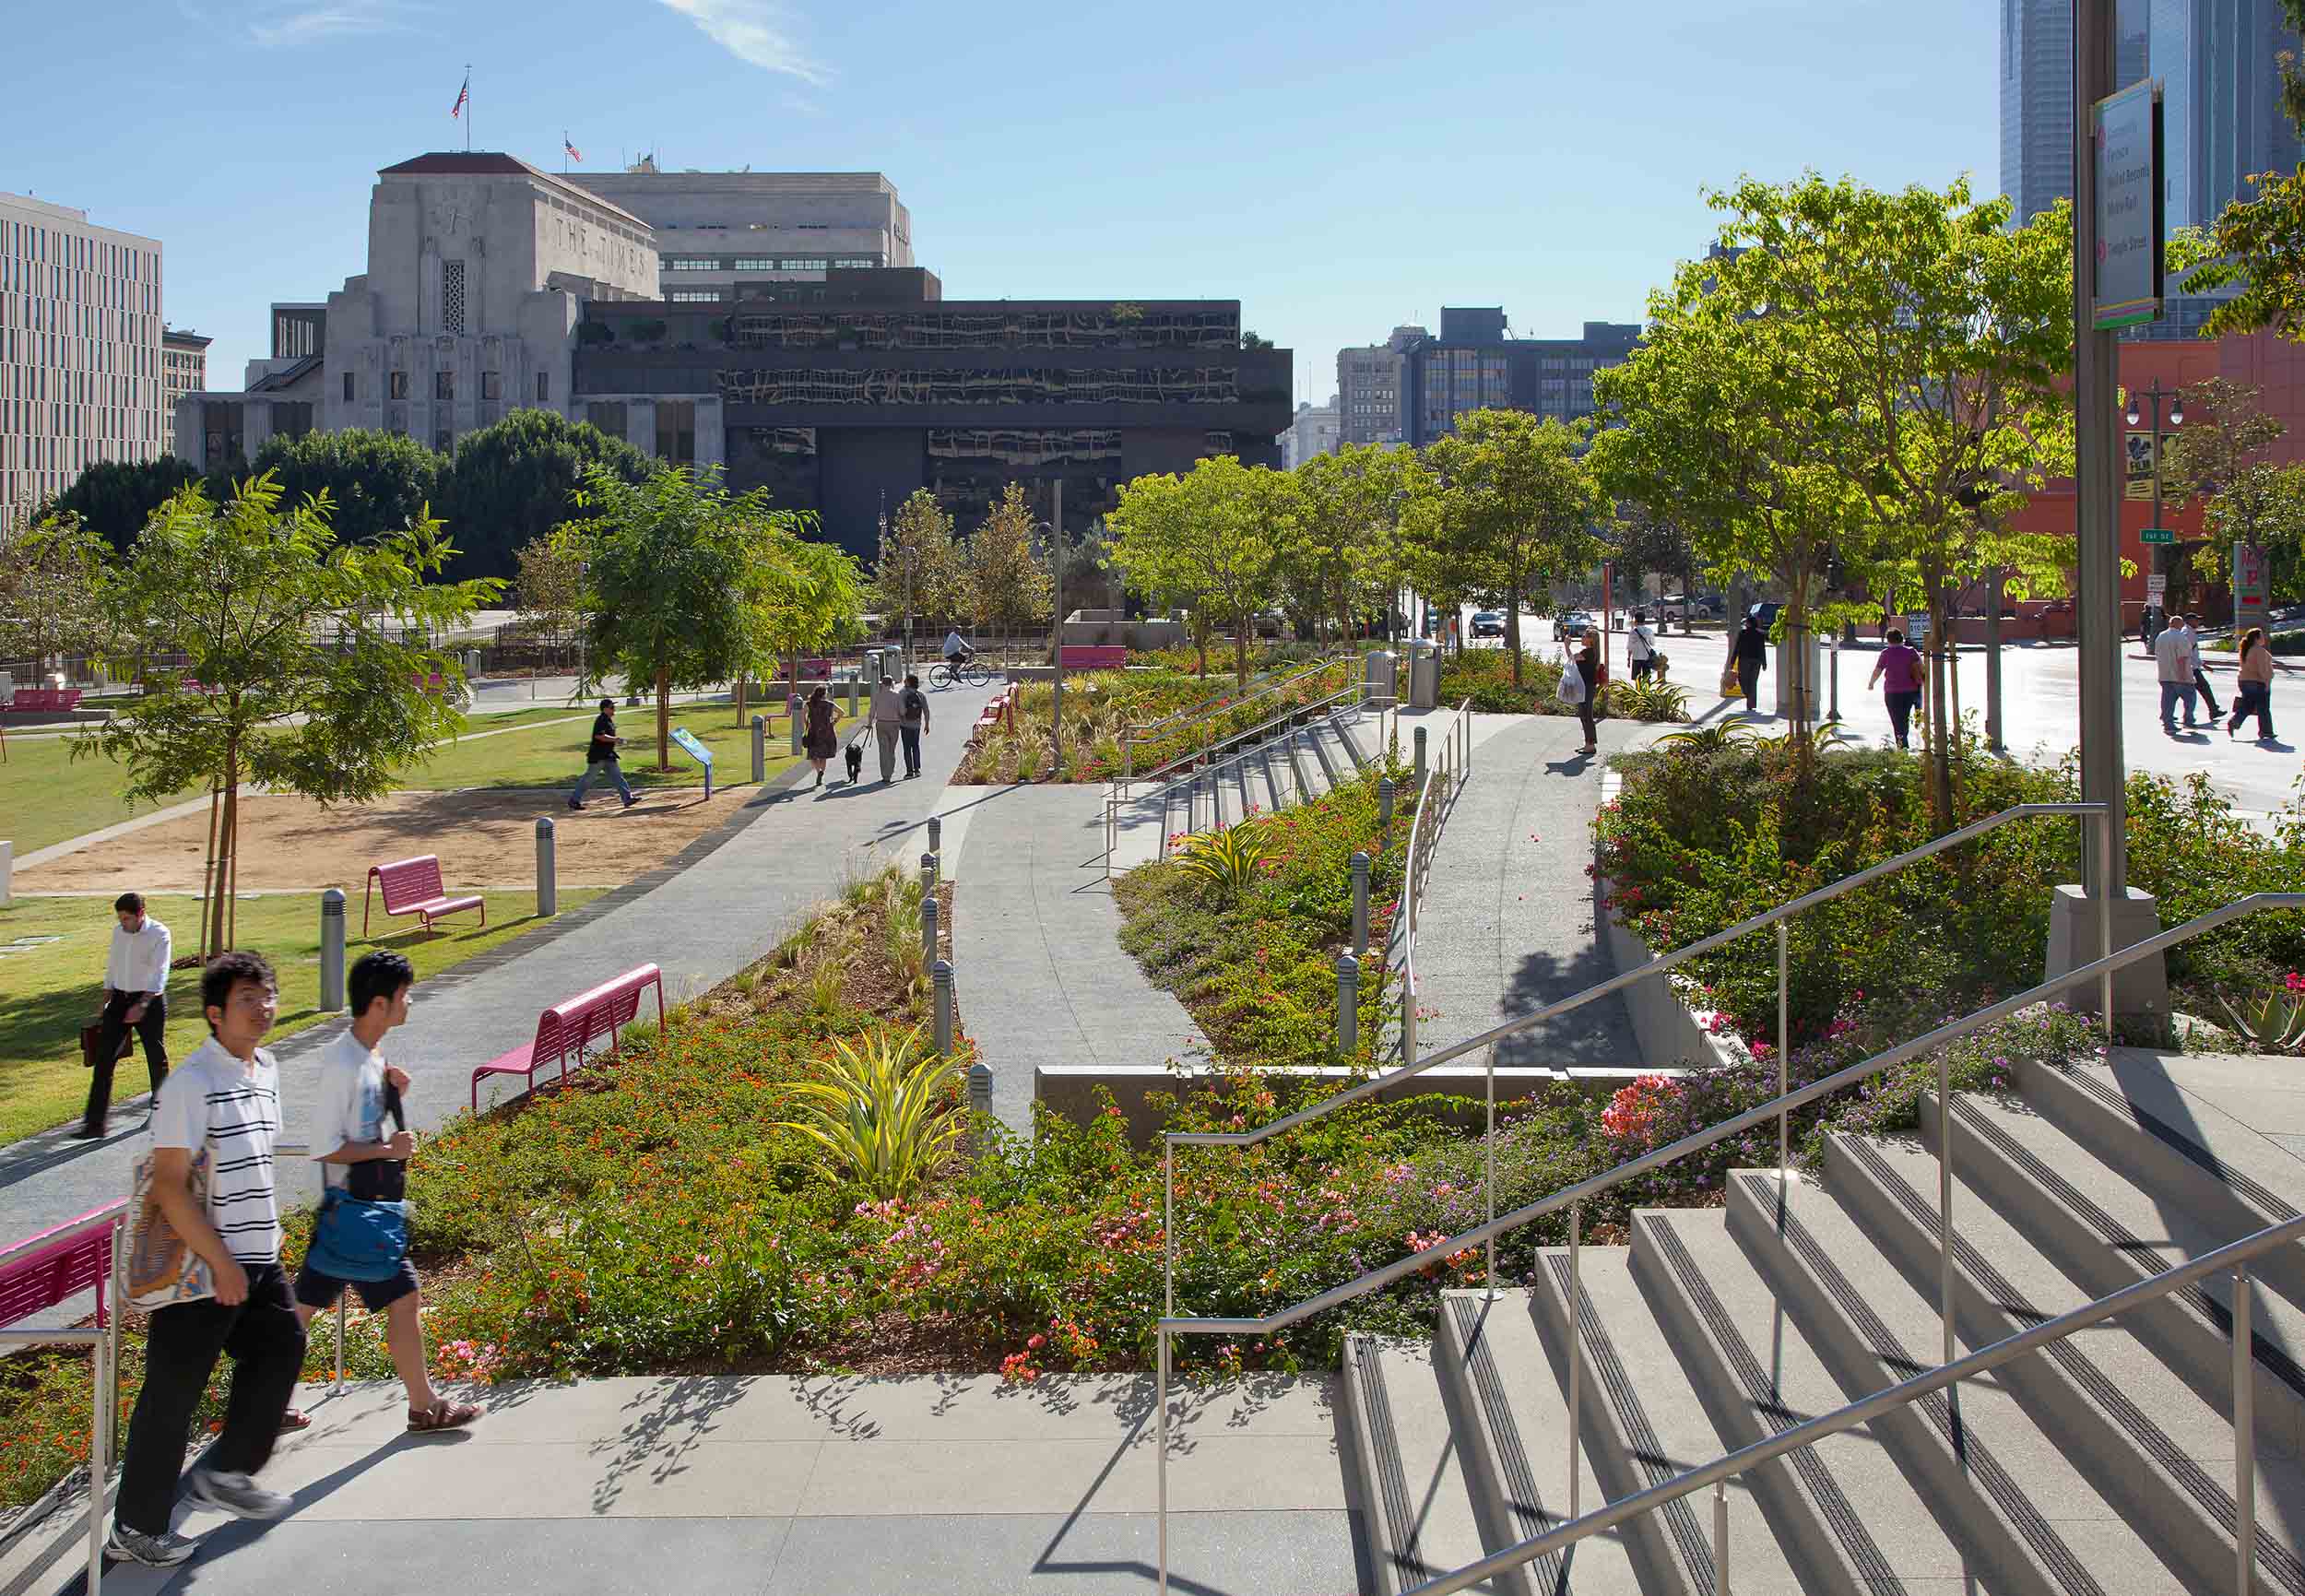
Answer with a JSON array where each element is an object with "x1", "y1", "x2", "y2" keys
[
  {"x1": 1655, "y1": 721, "x2": 1755, "y2": 755},
  {"x1": 1172, "y1": 822, "x2": 1274, "y2": 903},
  {"x1": 774, "y1": 1025, "x2": 964, "y2": 1200},
  {"x1": 1605, "y1": 679, "x2": 1691, "y2": 724},
  {"x1": 2216, "y1": 987, "x2": 2305, "y2": 1055}
]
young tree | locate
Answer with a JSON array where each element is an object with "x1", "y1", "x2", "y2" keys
[
  {"x1": 555, "y1": 463, "x2": 816, "y2": 770},
  {"x1": 1105, "y1": 472, "x2": 1212, "y2": 675},
  {"x1": 86, "y1": 475, "x2": 498, "y2": 955},
  {"x1": 1109, "y1": 456, "x2": 1292, "y2": 684},
  {"x1": 439, "y1": 409, "x2": 653, "y2": 583},
  {"x1": 0, "y1": 511, "x2": 110, "y2": 670},
  {"x1": 1406, "y1": 410, "x2": 1606, "y2": 684},
  {"x1": 1288, "y1": 444, "x2": 1424, "y2": 642},
  {"x1": 757, "y1": 527, "x2": 869, "y2": 716},
  {"x1": 2159, "y1": 380, "x2": 2292, "y2": 608},
  {"x1": 252, "y1": 429, "x2": 446, "y2": 543},
  {"x1": 512, "y1": 533, "x2": 590, "y2": 658},
  {"x1": 959, "y1": 481, "x2": 1054, "y2": 642},
  {"x1": 877, "y1": 489, "x2": 963, "y2": 649}
]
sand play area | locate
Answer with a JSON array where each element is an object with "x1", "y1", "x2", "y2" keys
[{"x1": 19, "y1": 786, "x2": 739, "y2": 893}]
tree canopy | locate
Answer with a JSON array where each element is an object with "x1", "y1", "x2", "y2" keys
[
  {"x1": 876, "y1": 488, "x2": 963, "y2": 641},
  {"x1": 41, "y1": 457, "x2": 207, "y2": 554},
  {"x1": 958, "y1": 482, "x2": 1054, "y2": 636},
  {"x1": 251, "y1": 428, "x2": 445, "y2": 545},
  {"x1": 1110, "y1": 455, "x2": 1292, "y2": 685},
  {"x1": 438, "y1": 409, "x2": 653, "y2": 583}
]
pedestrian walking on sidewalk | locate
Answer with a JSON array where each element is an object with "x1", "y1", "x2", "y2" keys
[
  {"x1": 289, "y1": 952, "x2": 480, "y2": 1436},
  {"x1": 1627, "y1": 612, "x2": 1658, "y2": 681},
  {"x1": 1868, "y1": 629, "x2": 1927, "y2": 751},
  {"x1": 898, "y1": 674, "x2": 931, "y2": 779},
  {"x1": 569, "y1": 697, "x2": 638, "y2": 810},
  {"x1": 109, "y1": 952, "x2": 303, "y2": 1570},
  {"x1": 2179, "y1": 613, "x2": 2224, "y2": 719},
  {"x1": 1733, "y1": 615, "x2": 1768, "y2": 712},
  {"x1": 803, "y1": 686, "x2": 839, "y2": 787},
  {"x1": 2228, "y1": 627, "x2": 2291, "y2": 742},
  {"x1": 869, "y1": 678, "x2": 904, "y2": 783},
  {"x1": 1564, "y1": 629, "x2": 1601, "y2": 756},
  {"x1": 77, "y1": 892, "x2": 172, "y2": 1139},
  {"x1": 2156, "y1": 616, "x2": 2201, "y2": 732}
]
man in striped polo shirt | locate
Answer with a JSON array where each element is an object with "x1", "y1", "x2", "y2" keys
[{"x1": 109, "y1": 952, "x2": 307, "y2": 1570}]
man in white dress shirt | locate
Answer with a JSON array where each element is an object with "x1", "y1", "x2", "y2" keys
[{"x1": 77, "y1": 891, "x2": 173, "y2": 1139}]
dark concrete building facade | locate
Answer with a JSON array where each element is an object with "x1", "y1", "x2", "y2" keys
[
  {"x1": 1398, "y1": 313, "x2": 1640, "y2": 445},
  {"x1": 571, "y1": 268, "x2": 1291, "y2": 555}
]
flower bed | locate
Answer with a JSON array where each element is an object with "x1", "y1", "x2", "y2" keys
[{"x1": 1594, "y1": 739, "x2": 2305, "y2": 1052}]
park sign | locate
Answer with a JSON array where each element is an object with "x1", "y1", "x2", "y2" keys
[
  {"x1": 2092, "y1": 78, "x2": 2163, "y2": 331},
  {"x1": 670, "y1": 726, "x2": 715, "y2": 798}
]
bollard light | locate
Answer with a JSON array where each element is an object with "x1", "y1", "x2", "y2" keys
[
  {"x1": 319, "y1": 888, "x2": 347, "y2": 1012},
  {"x1": 967, "y1": 1061, "x2": 993, "y2": 1117},
  {"x1": 928, "y1": 814, "x2": 942, "y2": 856},
  {"x1": 922, "y1": 892, "x2": 940, "y2": 966},
  {"x1": 1377, "y1": 777, "x2": 1395, "y2": 833},
  {"x1": 922, "y1": 850, "x2": 939, "y2": 894},
  {"x1": 933, "y1": 959, "x2": 955, "y2": 1055},
  {"x1": 789, "y1": 696, "x2": 804, "y2": 756},
  {"x1": 1413, "y1": 726, "x2": 1428, "y2": 792},
  {"x1": 1350, "y1": 851, "x2": 1371, "y2": 960},
  {"x1": 751, "y1": 714, "x2": 766, "y2": 783},
  {"x1": 1336, "y1": 953, "x2": 1360, "y2": 1055},
  {"x1": 535, "y1": 815, "x2": 558, "y2": 917}
]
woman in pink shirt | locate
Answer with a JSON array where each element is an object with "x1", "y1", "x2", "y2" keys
[{"x1": 1868, "y1": 628, "x2": 1926, "y2": 751}]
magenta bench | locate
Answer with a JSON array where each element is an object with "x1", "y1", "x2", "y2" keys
[
  {"x1": 1058, "y1": 646, "x2": 1128, "y2": 670},
  {"x1": 471, "y1": 964, "x2": 666, "y2": 1111},
  {"x1": 0, "y1": 1209, "x2": 117, "y2": 1330},
  {"x1": 364, "y1": 855, "x2": 488, "y2": 936},
  {"x1": 7, "y1": 686, "x2": 82, "y2": 713}
]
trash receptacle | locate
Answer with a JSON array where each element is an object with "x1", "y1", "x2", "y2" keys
[
  {"x1": 1364, "y1": 650, "x2": 1399, "y2": 708},
  {"x1": 1405, "y1": 642, "x2": 1440, "y2": 711}
]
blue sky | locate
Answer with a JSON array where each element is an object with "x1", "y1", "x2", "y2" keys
[{"x1": 21, "y1": 0, "x2": 2002, "y2": 402}]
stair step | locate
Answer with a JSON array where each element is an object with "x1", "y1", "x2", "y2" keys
[
  {"x1": 1283, "y1": 727, "x2": 1319, "y2": 803},
  {"x1": 1627, "y1": 1206, "x2": 1994, "y2": 1593},
  {"x1": 1520, "y1": 1252, "x2": 1809, "y2": 1595},
  {"x1": 1332, "y1": 709, "x2": 1372, "y2": 769},
  {"x1": 1433, "y1": 1290, "x2": 1648, "y2": 1594},
  {"x1": 1925, "y1": 1086, "x2": 2305, "y2": 1460},
  {"x1": 2019, "y1": 1051, "x2": 2305, "y2": 1310},
  {"x1": 1258, "y1": 739, "x2": 1289, "y2": 812},
  {"x1": 1827, "y1": 1129, "x2": 2305, "y2": 1596},
  {"x1": 1727, "y1": 1165, "x2": 2193, "y2": 1595},
  {"x1": 1345, "y1": 1334, "x2": 1518, "y2": 1596},
  {"x1": 1305, "y1": 722, "x2": 1344, "y2": 790}
]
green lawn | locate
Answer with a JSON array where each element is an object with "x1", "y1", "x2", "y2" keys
[
  {"x1": 0, "y1": 736, "x2": 204, "y2": 857},
  {"x1": 402, "y1": 696, "x2": 849, "y2": 791},
  {"x1": 0, "y1": 888, "x2": 598, "y2": 1144}
]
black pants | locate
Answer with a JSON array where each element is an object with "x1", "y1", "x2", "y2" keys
[
  {"x1": 1575, "y1": 699, "x2": 1597, "y2": 747},
  {"x1": 2230, "y1": 680, "x2": 2275, "y2": 739},
  {"x1": 1630, "y1": 656, "x2": 1654, "y2": 681},
  {"x1": 1885, "y1": 690, "x2": 1921, "y2": 750},
  {"x1": 899, "y1": 725, "x2": 923, "y2": 776},
  {"x1": 116, "y1": 1262, "x2": 306, "y2": 1535},
  {"x1": 2193, "y1": 668, "x2": 2223, "y2": 719},
  {"x1": 1736, "y1": 656, "x2": 1762, "y2": 710},
  {"x1": 85, "y1": 991, "x2": 168, "y2": 1132}
]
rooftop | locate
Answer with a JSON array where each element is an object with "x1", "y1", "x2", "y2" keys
[{"x1": 375, "y1": 152, "x2": 650, "y2": 230}]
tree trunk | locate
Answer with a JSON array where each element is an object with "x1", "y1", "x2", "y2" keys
[
  {"x1": 656, "y1": 665, "x2": 672, "y2": 770},
  {"x1": 735, "y1": 673, "x2": 747, "y2": 727},
  {"x1": 207, "y1": 739, "x2": 240, "y2": 954},
  {"x1": 1506, "y1": 562, "x2": 1525, "y2": 686},
  {"x1": 1924, "y1": 587, "x2": 1956, "y2": 833},
  {"x1": 1234, "y1": 620, "x2": 1249, "y2": 688}
]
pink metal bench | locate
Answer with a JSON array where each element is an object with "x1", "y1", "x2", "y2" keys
[
  {"x1": 8, "y1": 686, "x2": 82, "y2": 713},
  {"x1": 0, "y1": 1208, "x2": 116, "y2": 1330},
  {"x1": 364, "y1": 855, "x2": 488, "y2": 936},
  {"x1": 1058, "y1": 645, "x2": 1129, "y2": 670},
  {"x1": 470, "y1": 963, "x2": 666, "y2": 1111}
]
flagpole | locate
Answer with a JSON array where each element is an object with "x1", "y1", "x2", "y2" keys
[{"x1": 465, "y1": 62, "x2": 472, "y2": 152}]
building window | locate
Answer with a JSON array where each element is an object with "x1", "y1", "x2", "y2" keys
[
  {"x1": 668, "y1": 257, "x2": 719, "y2": 271},
  {"x1": 342, "y1": 371, "x2": 355, "y2": 403},
  {"x1": 780, "y1": 258, "x2": 828, "y2": 271},
  {"x1": 389, "y1": 371, "x2": 408, "y2": 399},
  {"x1": 434, "y1": 429, "x2": 452, "y2": 453},
  {"x1": 537, "y1": 372, "x2": 551, "y2": 403},
  {"x1": 660, "y1": 400, "x2": 696, "y2": 465},
  {"x1": 587, "y1": 401, "x2": 627, "y2": 440},
  {"x1": 435, "y1": 371, "x2": 455, "y2": 401},
  {"x1": 669, "y1": 290, "x2": 722, "y2": 302},
  {"x1": 443, "y1": 260, "x2": 467, "y2": 336},
  {"x1": 481, "y1": 371, "x2": 502, "y2": 400},
  {"x1": 734, "y1": 257, "x2": 775, "y2": 271}
]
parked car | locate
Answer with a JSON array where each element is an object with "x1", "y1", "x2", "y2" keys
[
  {"x1": 1470, "y1": 610, "x2": 1506, "y2": 639},
  {"x1": 1746, "y1": 601, "x2": 1783, "y2": 632},
  {"x1": 1553, "y1": 609, "x2": 1596, "y2": 641}
]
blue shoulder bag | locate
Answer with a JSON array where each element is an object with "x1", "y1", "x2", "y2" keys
[{"x1": 305, "y1": 1083, "x2": 410, "y2": 1283}]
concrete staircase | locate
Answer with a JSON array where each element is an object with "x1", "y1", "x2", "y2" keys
[
  {"x1": 1105, "y1": 706, "x2": 1382, "y2": 873},
  {"x1": 1342, "y1": 1049, "x2": 2305, "y2": 1593}
]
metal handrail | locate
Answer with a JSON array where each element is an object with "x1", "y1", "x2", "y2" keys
[
  {"x1": 1397, "y1": 699, "x2": 1476, "y2": 1067},
  {"x1": 1151, "y1": 893, "x2": 2305, "y2": 1592},
  {"x1": 1401, "y1": 1205, "x2": 2305, "y2": 1596},
  {"x1": 1126, "y1": 676, "x2": 1367, "y2": 797},
  {"x1": 1121, "y1": 649, "x2": 1355, "y2": 766}
]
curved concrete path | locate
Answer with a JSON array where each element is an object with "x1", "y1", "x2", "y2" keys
[
  {"x1": 1405, "y1": 713, "x2": 1646, "y2": 1068},
  {"x1": 0, "y1": 683, "x2": 1002, "y2": 1265}
]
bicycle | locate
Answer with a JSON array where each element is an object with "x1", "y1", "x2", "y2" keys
[{"x1": 928, "y1": 656, "x2": 994, "y2": 690}]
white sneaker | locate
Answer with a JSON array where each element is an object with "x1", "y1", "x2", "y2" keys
[
  {"x1": 108, "y1": 1522, "x2": 197, "y2": 1566},
  {"x1": 183, "y1": 1467, "x2": 293, "y2": 1520}
]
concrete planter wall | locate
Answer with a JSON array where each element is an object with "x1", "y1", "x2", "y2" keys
[{"x1": 1595, "y1": 769, "x2": 1742, "y2": 1073}]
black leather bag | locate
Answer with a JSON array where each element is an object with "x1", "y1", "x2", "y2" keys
[
  {"x1": 347, "y1": 1083, "x2": 408, "y2": 1202},
  {"x1": 80, "y1": 1022, "x2": 133, "y2": 1070}
]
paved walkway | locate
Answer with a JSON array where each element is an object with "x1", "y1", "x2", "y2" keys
[
  {"x1": 1406, "y1": 713, "x2": 1646, "y2": 1068},
  {"x1": 0, "y1": 683, "x2": 1002, "y2": 1268},
  {"x1": 954, "y1": 786, "x2": 1200, "y2": 1130},
  {"x1": 0, "y1": 1374, "x2": 1357, "y2": 1596}
]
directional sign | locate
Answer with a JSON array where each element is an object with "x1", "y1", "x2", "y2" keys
[
  {"x1": 2140, "y1": 526, "x2": 2175, "y2": 545},
  {"x1": 2093, "y1": 79, "x2": 2163, "y2": 330},
  {"x1": 669, "y1": 727, "x2": 713, "y2": 768}
]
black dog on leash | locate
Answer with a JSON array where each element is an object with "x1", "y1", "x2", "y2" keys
[{"x1": 843, "y1": 736, "x2": 866, "y2": 786}]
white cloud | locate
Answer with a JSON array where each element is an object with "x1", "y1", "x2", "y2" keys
[
  {"x1": 245, "y1": 1, "x2": 421, "y2": 47},
  {"x1": 656, "y1": 0, "x2": 830, "y2": 85}
]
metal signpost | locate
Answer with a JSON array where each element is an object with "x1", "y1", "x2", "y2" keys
[
  {"x1": 670, "y1": 727, "x2": 715, "y2": 799},
  {"x1": 2235, "y1": 543, "x2": 2272, "y2": 635}
]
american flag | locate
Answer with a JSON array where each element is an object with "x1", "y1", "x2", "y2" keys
[
  {"x1": 564, "y1": 133, "x2": 582, "y2": 163},
  {"x1": 451, "y1": 74, "x2": 468, "y2": 118}
]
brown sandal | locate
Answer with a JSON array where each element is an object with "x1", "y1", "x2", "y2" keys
[
  {"x1": 278, "y1": 1407, "x2": 313, "y2": 1434},
  {"x1": 407, "y1": 1399, "x2": 481, "y2": 1433}
]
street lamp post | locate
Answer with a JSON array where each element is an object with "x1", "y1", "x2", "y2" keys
[
  {"x1": 2125, "y1": 377, "x2": 2185, "y2": 631},
  {"x1": 1048, "y1": 479, "x2": 1065, "y2": 773}
]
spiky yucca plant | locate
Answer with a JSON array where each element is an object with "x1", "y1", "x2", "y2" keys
[{"x1": 774, "y1": 1026, "x2": 964, "y2": 1200}]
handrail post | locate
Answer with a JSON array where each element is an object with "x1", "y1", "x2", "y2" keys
[
  {"x1": 1568, "y1": 1200, "x2": 1583, "y2": 1520},
  {"x1": 88, "y1": 1296, "x2": 109, "y2": 1596},
  {"x1": 2237, "y1": 1265, "x2": 2256, "y2": 1596},
  {"x1": 1713, "y1": 1479, "x2": 1730, "y2": 1594},
  {"x1": 1485, "y1": 1042, "x2": 1497, "y2": 1298},
  {"x1": 1164, "y1": 1139, "x2": 1175, "y2": 1320},
  {"x1": 1939, "y1": 1040, "x2": 1956, "y2": 1368},
  {"x1": 336, "y1": 1295, "x2": 347, "y2": 1391},
  {"x1": 2097, "y1": 809, "x2": 2115, "y2": 1043},
  {"x1": 1157, "y1": 1324, "x2": 1171, "y2": 1596},
  {"x1": 1778, "y1": 921, "x2": 1791, "y2": 1174}
]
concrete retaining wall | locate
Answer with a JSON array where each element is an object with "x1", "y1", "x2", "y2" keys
[{"x1": 1595, "y1": 770, "x2": 1741, "y2": 1072}]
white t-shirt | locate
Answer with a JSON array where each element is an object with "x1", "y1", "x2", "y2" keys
[
  {"x1": 942, "y1": 632, "x2": 967, "y2": 659},
  {"x1": 312, "y1": 1030, "x2": 390, "y2": 1192},
  {"x1": 1629, "y1": 624, "x2": 1655, "y2": 661},
  {"x1": 2154, "y1": 625, "x2": 2194, "y2": 683},
  {"x1": 149, "y1": 1038, "x2": 281, "y2": 1265}
]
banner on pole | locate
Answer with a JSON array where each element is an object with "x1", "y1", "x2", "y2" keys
[{"x1": 2123, "y1": 431, "x2": 2157, "y2": 500}]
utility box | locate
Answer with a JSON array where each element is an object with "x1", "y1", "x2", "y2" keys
[{"x1": 1405, "y1": 642, "x2": 1440, "y2": 711}]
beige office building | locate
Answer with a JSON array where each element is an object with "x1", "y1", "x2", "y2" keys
[
  {"x1": 567, "y1": 166, "x2": 912, "y2": 306},
  {"x1": 0, "y1": 192, "x2": 165, "y2": 528}
]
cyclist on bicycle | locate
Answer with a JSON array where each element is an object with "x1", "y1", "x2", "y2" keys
[{"x1": 941, "y1": 629, "x2": 975, "y2": 668}]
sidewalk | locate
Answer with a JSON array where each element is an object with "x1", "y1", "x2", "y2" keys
[
  {"x1": 0, "y1": 683, "x2": 1003, "y2": 1281},
  {"x1": 952, "y1": 785, "x2": 1200, "y2": 1131},
  {"x1": 1406, "y1": 714, "x2": 1646, "y2": 1067},
  {"x1": 0, "y1": 1372, "x2": 1355, "y2": 1596}
]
